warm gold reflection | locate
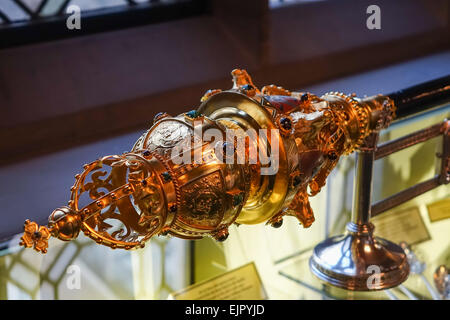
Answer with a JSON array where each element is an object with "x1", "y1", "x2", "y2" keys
[{"x1": 20, "y1": 69, "x2": 395, "y2": 254}]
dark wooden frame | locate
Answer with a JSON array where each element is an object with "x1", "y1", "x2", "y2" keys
[{"x1": 0, "y1": 0, "x2": 209, "y2": 49}]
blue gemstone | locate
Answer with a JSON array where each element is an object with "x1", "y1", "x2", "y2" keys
[
  {"x1": 241, "y1": 84, "x2": 254, "y2": 91},
  {"x1": 154, "y1": 112, "x2": 165, "y2": 122},
  {"x1": 293, "y1": 175, "x2": 302, "y2": 187},
  {"x1": 161, "y1": 172, "x2": 172, "y2": 182},
  {"x1": 280, "y1": 117, "x2": 292, "y2": 130},
  {"x1": 186, "y1": 110, "x2": 201, "y2": 118},
  {"x1": 233, "y1": 194, "x2": 244, "y2": 206}
]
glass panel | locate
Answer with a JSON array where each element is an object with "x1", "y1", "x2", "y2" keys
[
  {"x1": 69, "y1": 0, "x2": 128, "y2": 12},
  {"x1": 0, "y1": 234, "x2": 190, "y2": 299},
  {"x1": 40, "y1": 0, "x2": 66, "y2": 17},
  {"x1": 0, "y1": 0, "x2": 167, "y2": 22},
  {"x1": 0, "y1": 0, "x2": 31, "y2": 23},
  {"x1": 21, "y1": 0, "x2": 43, "y2": 12},
  {"x1": 269, "y1": 0, "x2": 327, "y2": 9}
]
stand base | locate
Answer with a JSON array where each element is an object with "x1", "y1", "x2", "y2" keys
[{"x1": 310, "y1": 223, "x2": 410, "y2": 291}]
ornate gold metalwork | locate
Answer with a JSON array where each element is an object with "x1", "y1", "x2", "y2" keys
[
  {"x1": 20, "y1": 69, "x2": 396, "y2": 253},
  {"x1": 20, "y1": 220, "x2": 52, "y2": 253}
]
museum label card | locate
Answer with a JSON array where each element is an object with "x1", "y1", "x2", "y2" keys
[
  {"x1": 371, "y1": 206, "x2": 431, "y2": 245},
  {"x1": 427, "y1": 198, "x2": 450, "y2": 222},
  {"x1": 169, "y1": 262, "x2": 267, "y2": 300}
]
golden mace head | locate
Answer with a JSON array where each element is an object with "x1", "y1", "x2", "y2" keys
[{"x1": 19, "y1": 69, "x2": 395, "y2": 254}]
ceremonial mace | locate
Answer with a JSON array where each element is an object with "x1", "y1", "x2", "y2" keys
[{"x1": 18, "y1": 70, "x2": 449, "y2": 291}]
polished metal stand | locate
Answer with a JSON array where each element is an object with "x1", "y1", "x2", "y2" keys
[
  {"x1": 310, "y1": 119, "x2": 450, "y2": 291},
  {"x1": 309, "y1": 133, "x2": 409, "y2": 290}
]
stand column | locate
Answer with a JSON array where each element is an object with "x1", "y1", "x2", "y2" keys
[{"x1": 309, "y1": 134, "x2": 410, "y2": 291}]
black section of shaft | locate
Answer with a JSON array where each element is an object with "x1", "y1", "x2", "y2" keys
[{"x1": 387, "y1": 75, "x2": 450, "y2": 120}]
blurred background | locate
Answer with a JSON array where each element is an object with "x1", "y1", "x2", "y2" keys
[{"x1": 0, "y1": 0, "x2": 449, "y2": 299}]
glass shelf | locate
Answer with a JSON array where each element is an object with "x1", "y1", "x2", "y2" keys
[{"x1": 278, "y1": 247, "x2": 440, "y2": 300}]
